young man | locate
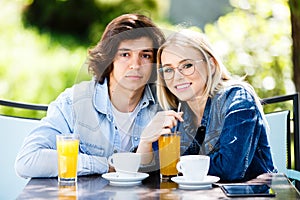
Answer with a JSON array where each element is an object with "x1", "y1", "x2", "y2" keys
[{"x1": 15, "y1": 14, "x2": 165, "y2": 178}]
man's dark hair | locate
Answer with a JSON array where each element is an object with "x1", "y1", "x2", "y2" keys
[{"x1": 87, "y1": 13, "x2": 165, "y2": 84}]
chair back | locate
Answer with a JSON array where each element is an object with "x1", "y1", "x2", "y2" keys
[
  {"x1": 0, "y1": 99, "x2": 47, "y2": 199},
  {"x1": 263, "y1": 93, "x2": 300, "y2": 189},
  {"x1": 262, "y1": 93, "x2": 300, "y2": 170},
  {"x1": 265, "y1": 110, "x2": 290, "y2": 174}
]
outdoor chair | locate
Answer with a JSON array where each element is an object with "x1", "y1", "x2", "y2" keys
[
  {"x1": 0, "y1": 99, "x2": 48, "y2": 199},
  {"x1": 262, "y1": 93, "x2": 300, "y2": 190}
]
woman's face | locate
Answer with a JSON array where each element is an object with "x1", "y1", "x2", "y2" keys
[
  {"x1": 110, "y1": 37, "x2": 154, "y2": 92},
  {"x1": 160, "y1": 45, "x2": 210, "y2": 102}
]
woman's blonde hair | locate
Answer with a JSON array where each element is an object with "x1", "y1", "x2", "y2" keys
[{"x1": 157, "y1": 29, "x2": 263, "y2": 112}]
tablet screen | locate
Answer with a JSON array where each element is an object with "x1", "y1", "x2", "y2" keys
[{"x1": 221, "y1": 184, "x2": 276, "y2": 197}]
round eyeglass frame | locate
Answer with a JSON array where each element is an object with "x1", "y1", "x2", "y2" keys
[{"x1": 158, "y1": 59, "x2": 205, "y2": 80}]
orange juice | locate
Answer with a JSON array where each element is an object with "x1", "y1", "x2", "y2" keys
[
  {"x1": 158, "y1": 133, "x2": 180, "y2": 178},
  {"x1": 58, "y1": 183, "x2": 77, "y2": 200},
  {"x1": 57, "y1": 135, "x2": 79, "y2": 182},
  {"x1": 160, "y1": 180, "x2": 179, "y2": 200}
]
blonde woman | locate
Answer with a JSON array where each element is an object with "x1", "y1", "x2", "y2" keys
[{"x1": 139, "y1": 29, "x2": 276, "y2": 181}]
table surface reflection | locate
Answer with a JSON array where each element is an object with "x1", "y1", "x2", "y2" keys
[{"x1": 17, "y1": 171, "x2": 300, "y2": 200}]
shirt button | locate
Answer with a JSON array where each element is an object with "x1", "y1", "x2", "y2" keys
[
  {"x1": 113, "y1": 150, "x2": 118, "y2": 153},
  {"x1": 134, "y1": 137, "x2": 138, "y2": 141},
  {"x1": 115, "y1": 126, "x2": 118, "y2": 130}
]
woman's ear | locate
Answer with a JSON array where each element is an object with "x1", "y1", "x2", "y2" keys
[{"x1": 209, "y1": 57, "x2": 216, "y2": 74}]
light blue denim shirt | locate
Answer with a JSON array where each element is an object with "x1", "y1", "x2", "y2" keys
[
  {"x1": 178, "y1": 86, "x2": 276, "y2": 181},
  {"x1": 15, "y1": 79, "x2": 160, "y2": 178}
]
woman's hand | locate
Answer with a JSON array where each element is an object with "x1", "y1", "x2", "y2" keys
[
  {"x1": 140, "y1": 110, "x2": 184, "y2": 144},
  {"x1": 136, "y1": 110, "x2": 183, "y2": 164}
]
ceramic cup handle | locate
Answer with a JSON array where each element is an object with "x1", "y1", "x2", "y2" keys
[
  {"x1": 108, "y1": 156, "x2": 114, "y2": 167},
  {"x1": 176, "y1": 161, "x2": 183, "y2": 173}
]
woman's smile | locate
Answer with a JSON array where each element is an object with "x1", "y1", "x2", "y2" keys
[{"x1": 175, "y1": 82, "x2": 192, "y2": 91}]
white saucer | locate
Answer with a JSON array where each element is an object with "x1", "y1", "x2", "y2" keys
[
  {"x1": 179, "y1": 184, "x2": 212, "y2": 190},
  {"x1": 171, "y1": 175, "x2": 220, "y2": 190},
  {"x1": 109, "y1": 180, "x2": 142, "y2": 187},
  {"x1": 102, "y1": 172, "x2": 149, "y2": 186}
]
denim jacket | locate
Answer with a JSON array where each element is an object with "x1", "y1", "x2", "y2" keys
[
  {"x1": 15, "y1": 79, "x2": 160, "y2": 178},
  {"x1": 178, "y1": 86, "x2": 276, "y2": 181}
]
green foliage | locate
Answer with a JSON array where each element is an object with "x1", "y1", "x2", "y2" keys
[
  {"x1": 0, "y1": 0, "x2": 295, "y2": 118},
  {"x1": 0, "y1": 1, "x2": 88, "y2": 118},
  {"x1": 204, "y1": 0, "x2": 293, "y2": 113},
  {"x1": 0, "y1": 107, "x2": 47, "y2": 119},
  {"x1": 22, "y1": 0, "x2": 160, "y2": 46},
  {"x1": 0, "y1": 0, "x2": 161, "y2": 118}
]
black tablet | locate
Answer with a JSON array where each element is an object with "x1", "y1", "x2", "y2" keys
[{"x1": 221, "y1": 184, "x2": 276, "y2": 197}]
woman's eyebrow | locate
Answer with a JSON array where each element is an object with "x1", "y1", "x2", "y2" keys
[
  {"x1": 161, "y1": 63, "x2": 172, "y2": 68},
  {"x1": 162, "y1": 59, "x2": 193, "y2": 68},
  {"x1": 179, "y1": 59, "x2": 193, "y2": 63}
]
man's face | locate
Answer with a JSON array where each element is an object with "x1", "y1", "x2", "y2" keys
[{"x1": 110, "y1": 37, "x2": 154, "y2": 92}]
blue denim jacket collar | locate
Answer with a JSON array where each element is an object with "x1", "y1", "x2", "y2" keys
[
  {"x1": 93, "y1": 79, "x2": 156, "y2": 117},
  {"x1": 200, "y1": 97, "x2": 211, "y2": 127},
  {"x1": 180, "y1": 97, "x2": 219, "y2": 155}
]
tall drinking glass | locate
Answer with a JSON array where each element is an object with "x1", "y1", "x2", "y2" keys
[
  {"x1": 58, "y1": 182, "x2": 77, "y2": 200},
  {"x1": 56, "y1": 134, "x2": 79, "y2": 184},
  {"x1": 158, "y1": 132, "x2": 180, "y2": 180}
]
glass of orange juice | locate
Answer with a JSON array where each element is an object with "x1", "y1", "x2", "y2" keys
[
  {"x1": 56, "y1": 134, "x2": 79, "y2": 184},
  {"x1": 158, "y1": 132, "x2": 180, "y2": 180},
  {"x1": 58, "y1": 182, "x2": 77, "y2": 200}
]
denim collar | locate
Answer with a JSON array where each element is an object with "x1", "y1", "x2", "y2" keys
[
  {"x1": 200, "y1": 97, "x2": 211, "y2": 127},
  {"x1": 93, "y1": 78, "x2": 156, "y2": 115}
]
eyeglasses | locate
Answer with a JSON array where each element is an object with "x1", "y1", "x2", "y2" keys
[{"x1": 158, "y1": 59, "x2": 205, "y2": 80}]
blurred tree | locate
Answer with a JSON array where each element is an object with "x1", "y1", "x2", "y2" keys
[
  {"x1": 22, "y1": 0, "x2": 99, "y2": 45},
  {"x1": 1, "y1": 0, "x2": 294, "y2": 118},
  {"x1": 22, "y1": 0, "x2": 159, "y2": 46},
  {"x1": 205, "y1": 0, "x2": 292, "y2": 101},
  {"x1": 0, "y1": 0, "x2": 162, "y2": 118},
  {"x1": 289, "y1": 0, "x2": 300, "y2": 92}
]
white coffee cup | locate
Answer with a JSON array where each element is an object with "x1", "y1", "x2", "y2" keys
[
  {"x1": 176, "y1": 155, "x2": 210, "y2": 181},
  {"x1": 108, "y1": 152, "x2": 141, "y2": 177}
]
